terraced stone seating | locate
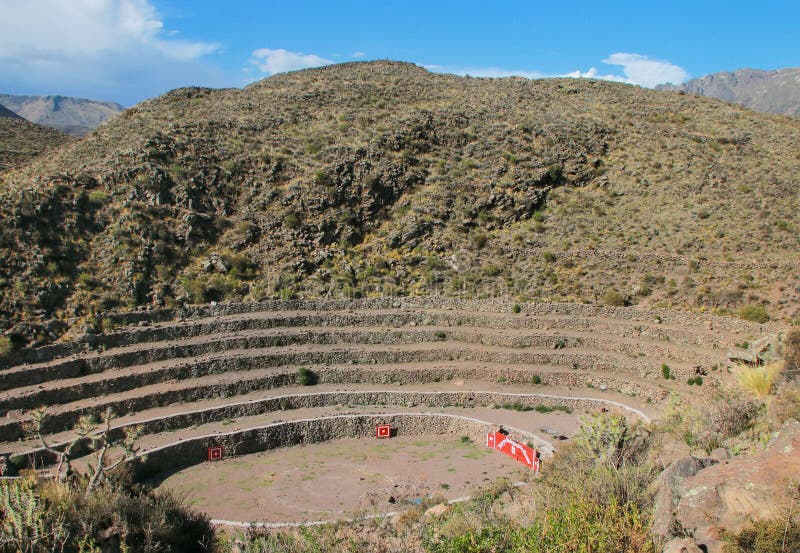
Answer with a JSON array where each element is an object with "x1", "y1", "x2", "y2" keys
[{"x1": 0, "y1": 299, "x2": 768, "y2": 522}]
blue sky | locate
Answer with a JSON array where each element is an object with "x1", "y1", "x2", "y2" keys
[{"x1": 0, "y1": 0, "x2": 797, "y2": 106}]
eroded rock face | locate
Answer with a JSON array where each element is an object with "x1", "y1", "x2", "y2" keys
[
  {"x1": 651, "y1": 456, "x2": 718, "y2": 540},
  {"x1": 656, "y1": 419, "x2": 800, "y2": 552}
]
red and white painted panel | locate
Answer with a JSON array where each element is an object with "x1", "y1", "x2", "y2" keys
[{"x1": 486, "y1": 432, "x2": 540, "y2": 471}]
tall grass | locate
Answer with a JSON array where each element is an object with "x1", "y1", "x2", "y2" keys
[{"x1": 735, "y1": 362, "x2": 782, "y2": 397}]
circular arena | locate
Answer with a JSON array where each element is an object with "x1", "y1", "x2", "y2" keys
[{"x1": 0, "y1": 299, "x2": 769, "y2": 525}]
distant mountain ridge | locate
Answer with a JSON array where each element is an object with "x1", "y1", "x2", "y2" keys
[
  {"x1": 0, "y1": 94, "x2": 124, "y2": 136},
  {"x1": 657, "y1": 67, "x2": 800, "y2": 116}
]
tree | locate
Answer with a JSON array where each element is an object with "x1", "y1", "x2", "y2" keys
[{"x1": 26, "y1": 407, "x2": 141, "y2": 494}]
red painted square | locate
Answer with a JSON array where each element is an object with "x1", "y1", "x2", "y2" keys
[
  {"x1": 207, "y1": 446, "x2": 223, "y2": 461},
  {"x1": 376, "y1": 424, "x2": 392, "y2": 438}
]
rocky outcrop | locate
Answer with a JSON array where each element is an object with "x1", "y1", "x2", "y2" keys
[{"x1": 653, "y1": 419, "x2": 800, "y2": 552}]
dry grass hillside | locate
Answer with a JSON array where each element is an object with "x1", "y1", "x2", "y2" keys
[
  {"x1": 0, "y1": 114, "x2": 74, "y2": 173},
  {"x1": 0, "y1": 61, "x2": 798, "y2": 346}
]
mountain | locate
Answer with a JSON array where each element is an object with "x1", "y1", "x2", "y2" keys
[
  {"x1": 657, "y1": 68, "x2": 800, "y2": 116},
  {"x1": 0, "y1": 61, "x2": 798, "y2": 346},
  {"x1": 0, "y1": 110, "x2": 74, "y2": 172},
  {"x1": 0, "y1": 94, "x2": 124, "y2": 136}
]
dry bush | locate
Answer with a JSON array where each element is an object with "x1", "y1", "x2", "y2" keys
[
  {"x1": 770, "y1": 382, "x2": 800, "y2": 425},
  {"x1": 785, "y1": 328, "x2": 800, "y2": 378},
  {"x1": 735, "y1": 362, "x2": 783, "y2": 397},
  {"x1": 660, "y1": 393, "x2": 763, "y2": 453}
]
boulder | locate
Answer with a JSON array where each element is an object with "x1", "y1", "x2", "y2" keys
[
  {"x1": 662, "y1": 538, "x2": 705, "y2": 553},
  {"x1": 424, "y1": 503, "x2": 449, "y2": 517},
  {"x1": 668, "y1": 419, "x2": 800, "y2": 552},
  {"x1": 651, "y1": 456, "x2": 718, "y2": 540}
]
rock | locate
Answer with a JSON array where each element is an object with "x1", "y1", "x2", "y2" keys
[
  {"x1": 708, "y1": 448, "x2": 729, "y2": 461},
  {"x1": 667, "y1": 419, "x2": 800, "y2": 552},
  {"x1": 727, "y1": 348, "x2": 757, "y2": 365},
  {"x1": 663, "y1": 538, "x2": 705, "y2": 553},
  {"x1": 749, "y1": 334, "x2": 780, "y2": 363},
  {"x1": 651, "y1": 456, "x2": 718, "y2": 540},
  {"x1": 424, "y1": 503, "x2": 449, "y2": 517}
]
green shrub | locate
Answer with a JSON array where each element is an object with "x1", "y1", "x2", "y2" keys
[
  {"x1": 532, "y1": 374, "x2": 542, "y2": 385},
  {"x1": 687, "y1": 376, "x2": 704, "y2": 386},
  {"x1": 738, "y1": 304, "x2": 770, "y2": 323},
  {"x1": 0, "y1": 335, "x2": 12, "y2": 356},
  {"x1": 534, "y1": 404, "x2": 572, "y2": 414},
  {"x1": 297, "y1": 367, "x2": 318, "y2": 386},
  {"x1": 512, "y1": 304, "x2": 521, "y2": 313},
  {"x1": 87, "y1": 190, "x2": 109, "y2": 205},
  {"x1": 602, "y1": 289, "x2": 627, "y2": 307},
  {"x1": 661, "y1": 363, "x2": 672, "y2": 380}
]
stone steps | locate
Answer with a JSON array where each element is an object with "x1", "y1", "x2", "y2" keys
[{"x1": 0, "y1": 360, "x2": 669, "y2": 442}]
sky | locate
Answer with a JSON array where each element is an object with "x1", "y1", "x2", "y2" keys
[{"x1": 0, "y1": 0, "x2": 797, "y2": 106}]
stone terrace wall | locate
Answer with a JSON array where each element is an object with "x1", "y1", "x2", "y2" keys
[
  {"x1": 1, "y1": 299, "x2": 776, "y2": 367},
  {"x1": 8, "y1": 389, "x2": 647, "y2": 463}
]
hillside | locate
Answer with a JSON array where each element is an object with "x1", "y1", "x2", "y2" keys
[
  {"x1": 0, "y1": 104, "x2": 23, "y2": 120},
  {"x1": 0, "y1": 94, "x2": 124, "y2": 136},
  {"x1": 658, "y1": 67, "x2": 800, "y2": 116},
  {"x1": 0, "y1": 60, "x2": 799, "y2": 347},
  {"x1": 0, "y1": 110, "x2": 74, "y2": 172}
]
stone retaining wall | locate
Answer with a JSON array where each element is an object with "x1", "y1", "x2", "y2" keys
[
  {"x1": 1, "y1": 299, "x2": 772, "y2": 367},
  {"x1": 8, "y1": 389, "x2": 649, "y2": 469},
  {"x1": 0, "y1": 320, "x2": 723, "y2": 391},
  {"x1": 0, "y1": 345, "x2": 659, "y2": 414},
  {"x1": 130, "y1": 413, "x2": 553, "y2": 481}
]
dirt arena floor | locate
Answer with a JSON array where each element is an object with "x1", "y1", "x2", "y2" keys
[{"x1": 156, "y1": 434, "x2": 535, "y2": 522}]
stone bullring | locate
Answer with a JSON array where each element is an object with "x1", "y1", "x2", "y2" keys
[{"x1": 0, "y1": 299, "x2": 773, "y2": 524}]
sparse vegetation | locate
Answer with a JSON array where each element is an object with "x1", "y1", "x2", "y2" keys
[
  {"x1": 297, "y1": 367, "x2": 318, "y2": 386},
  {"x1": 735, "y1": 362, "x2": 782, "y2": 397},
  {"x1": 602, "y1": 289, "x2": 627, "y2": 307},
  {"x1": 738, "y1": 304, "x2": 770, "y2": 324}
]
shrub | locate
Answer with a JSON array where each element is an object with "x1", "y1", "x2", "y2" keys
[
  {"x1": 0, "y1": 335, "x2": 12, "y2": 356},
  {"x1": 87, "y1": 190, "x2": 109, "y2": 205},
  {"x1": 738, "y1": 304, "x2": 770, "y2": 324},
  {"x1": 735, "y1": 362, "x2": 782, "y2": 397},
  {"x1": 512, "y1": 303, "x2": 521, "y2": 313},
  {"x1": 0, "y1": 474, "x2": 214, "y2": 553},
  {"x1": 785, "y1": 328, "x2": 800, "y2": 377},
  {"x1": 297, "y1": 367, "x2": 318, "y2": 386},
  {"x1": 602, "y1": 289, "x2": 627, "y2": 307},
  {"x1": 661, "y1": 364, "x2": 672, "y2": 380},
  {"x1": 687, "y1": 376, "x2": 703, "y2": 386},
  {"x1": 531, "y1": 374, "x2": 542, "y2": 385}
]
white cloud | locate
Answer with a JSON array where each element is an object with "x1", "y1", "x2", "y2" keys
[
  {"x1": 601, "y1": 53, "x2": 688, "y2": 87},
  {"x1": 249, "y1": 48, "x2": 333, "y2": 75},
  {"x1": 425, "y1": 53, "x2": 688, "y2": 88},
  {"x1": 353, "y1": 51, "x2": 366, "y2": 59},
  {"x1": 0, "y1": 0, "x2": 222, "y2": 105}
]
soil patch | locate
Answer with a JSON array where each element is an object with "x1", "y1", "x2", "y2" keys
[{"x1": 157, "y1": 434, "x2": 531, "y2": 522}]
